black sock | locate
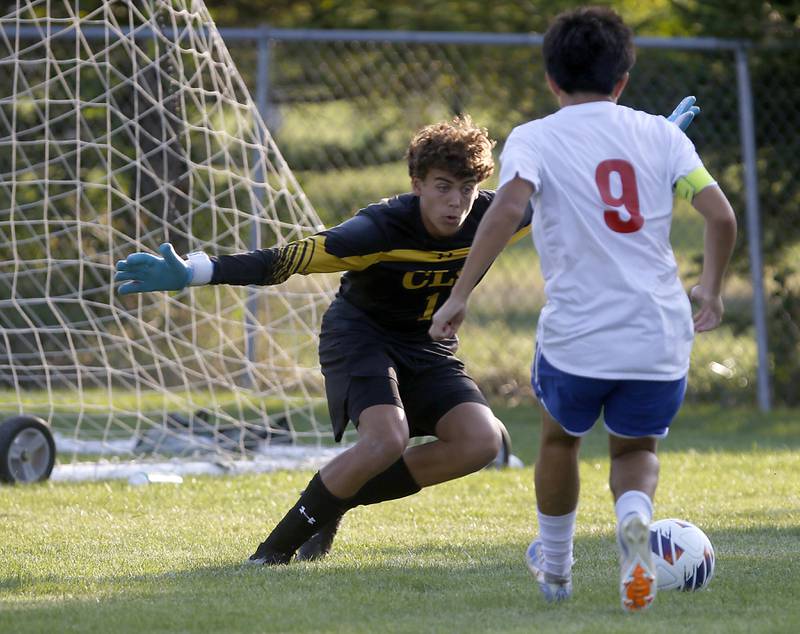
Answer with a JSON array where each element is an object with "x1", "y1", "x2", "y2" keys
[
  {"x1": 345, "y1": 457, "x2": 422, "y2": 509},
  {"x1": 261, "y1": 472, "x2": 347, "y2": 555}
]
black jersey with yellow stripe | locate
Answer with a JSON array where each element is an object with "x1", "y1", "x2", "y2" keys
[{"x1": 210, "y1": 190, "x2": 531, "y2": 337}]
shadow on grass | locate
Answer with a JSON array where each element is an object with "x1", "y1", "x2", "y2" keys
[{"x1": 2, "y1": 527, "x2": 799, "y2": 634}]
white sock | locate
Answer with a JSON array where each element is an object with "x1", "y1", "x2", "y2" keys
[
  {"x1": 614, "y1": 490, "x2": 654, "y2": 526},
  {"x1": 537, "y1": 508, "x2": 577, "y2": 578}
]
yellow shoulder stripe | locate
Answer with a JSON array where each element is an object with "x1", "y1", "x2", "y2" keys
[
  {"x1": 675, "y1": 166, "x2": 716, "y2": 201},
  {"x1": 378, "y1": 224, "x2": 531, "y2": 263},
  {"x1": 296, "y1": 224, "x2": 532, "y2": 273},
  {"x1": 295, "y1": 235, "x2": 380, "y2": 273}
]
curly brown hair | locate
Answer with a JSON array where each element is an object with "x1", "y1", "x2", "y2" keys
[{"x1": 406, "y1": 115, "x2": 495, "y2": 182}]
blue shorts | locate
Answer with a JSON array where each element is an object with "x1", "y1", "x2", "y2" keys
[{"x1": 531, "y1": 349, "x2": 687, "y2": 439}]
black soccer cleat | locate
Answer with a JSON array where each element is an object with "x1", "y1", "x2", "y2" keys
[
  {"x1": 295, "y1": 515, "x2": 343, "y2": 562},
  {"x1": 246, "y1": 541, "x2": 293, "y2": 566}
]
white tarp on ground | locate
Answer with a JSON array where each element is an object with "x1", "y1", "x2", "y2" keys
[{"x1": 51, "y1": 432, "x2": 348, "y2": 482}]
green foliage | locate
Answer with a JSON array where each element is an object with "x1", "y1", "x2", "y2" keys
[
  {"x1": 209, "y1": 0, "x2": 691, "y2": 36},
  {"x1": 297, "y1": 162, "x2": 410, "y2": 226},
  {"x1": 210, "y1": 0, "x2": 799, "y2": 39},
  {"x1": 684, "y1": 327, "x2": 758, "y2": 407},
  {"x1": 210, "y1": 0, "x2": 573, "y2": 32},
  {"x1": 276, "y1": 101, "x2": 405, "y2": 170},
  {"x1": 670, "y1": 0, "x2": 800, "y2": 41}
]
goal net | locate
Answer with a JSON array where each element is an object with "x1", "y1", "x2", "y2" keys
[{"x1": 0, "y1": 0, "x2": 344, "y2": 481}]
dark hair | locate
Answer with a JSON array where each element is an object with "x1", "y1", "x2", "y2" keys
[
  {"x1": 543, "y1": 6, "x2": 635, "y2": 95},
  {"x1": 406, "y1": 114, "x2": 495, "y2": 182}
]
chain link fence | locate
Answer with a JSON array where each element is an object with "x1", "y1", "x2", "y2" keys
[
  {"x1": 216, "y1": 28, "x2": 799, "y2": 408},
  {"x1": 747, "y1": 45, "x2": 800, "y2": 407}
]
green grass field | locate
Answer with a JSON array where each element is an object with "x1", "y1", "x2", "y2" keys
[{"x1": 1, "y1": 404, "x2": 799, "y2": 634}]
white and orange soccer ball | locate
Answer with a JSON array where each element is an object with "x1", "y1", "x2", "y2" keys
[{"x1": 650, "y1": 518, "x2": 715, "y2": 591}]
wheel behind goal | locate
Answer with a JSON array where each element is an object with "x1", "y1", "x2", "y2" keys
[
  {"x1": 0, "y1": 0, "x2": 339, "y2": 481},
  {"x1": 0, "y1": 416, "x2": 56, "y2": 484}
]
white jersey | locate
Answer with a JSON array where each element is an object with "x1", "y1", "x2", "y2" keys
[{"x1": 499, "y1": 101, "x2": 706, "y2": 380}]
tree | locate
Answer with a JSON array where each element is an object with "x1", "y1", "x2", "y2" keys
[{"x1": 207, "y1": 0, "x2": 681, "y2": 35}]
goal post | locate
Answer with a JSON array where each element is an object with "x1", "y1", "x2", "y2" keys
[{"x1": 0, "y1": 0, "x2": 342, "y2": 481}]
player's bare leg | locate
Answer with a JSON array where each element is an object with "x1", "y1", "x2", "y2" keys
[
  {"x1": 609, "y1": 435, "x2": 659, "y2": 612},
  {"x1": 527, "y1": 407, "x2": 580, "y2": 601},
  {"x1": 535, "y1": 409, "x2": 581, "y2": 515},
  {"x1": 402, "y1": 402, "x2": 502, "y2": 486},
  {"x1": 320, "y1": 404, "x2": 410, "y2": 498},
  {"x1": 608, "y1": 435, "x2": 659, "y2": 500}
]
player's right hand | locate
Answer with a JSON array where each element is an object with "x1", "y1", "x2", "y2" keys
[
  {"x1": 429, "y1": 296, "x2": 467, "y2": 340},
  {"x1": 690, "y1": 284, "x2": 723, "y2": 332},
  {"x1": 115, "y1": 243, "x2": 192, "y2": 295}
]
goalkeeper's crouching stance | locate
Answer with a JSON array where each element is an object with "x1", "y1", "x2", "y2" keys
[
  {"x1": 116, "y1": 100, "x2": 698, "y2": 565},
  {"x1": 116, "y1": 116, "x2": 520, "y2": 564}
]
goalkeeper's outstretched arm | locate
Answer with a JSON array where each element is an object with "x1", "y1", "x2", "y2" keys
[
  {"x1": 115, "y1": 236, "x2": 346, "y2": 295},
  {"x1": 115, "y1": 220, "x2": 382, "y2": 295}
]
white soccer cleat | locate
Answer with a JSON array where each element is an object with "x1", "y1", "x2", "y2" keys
[
  {"x1": 618, "y1": 513, "x2": 656, "y2": 613},
  {"x1": 525, "y1": 539, "x2": 572, "y2": 602}
]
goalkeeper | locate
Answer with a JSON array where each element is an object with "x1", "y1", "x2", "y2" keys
[{"x1": 116, "y1": 107, "x2": 699, "y2": 566}]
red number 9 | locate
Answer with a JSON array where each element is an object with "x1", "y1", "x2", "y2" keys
[{"x1": 595, "y1": 159, "x2": 643, "y2": 234}]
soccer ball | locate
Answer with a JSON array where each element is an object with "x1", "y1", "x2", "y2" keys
[{"x1": 649, "y1": 518, "x2": 715, "y2": 591}]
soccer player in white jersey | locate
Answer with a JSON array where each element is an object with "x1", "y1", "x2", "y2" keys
[{"x1": 429, "y1": 6, "x2": 737, "y2": 613}]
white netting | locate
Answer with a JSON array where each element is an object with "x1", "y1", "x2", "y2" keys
[{"x1": 0, "y1": 0, "x2": 340, "y2": 479}]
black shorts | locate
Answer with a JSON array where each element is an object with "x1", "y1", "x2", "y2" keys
[{"x1": 318, "y1": 299, "x2": 489, "y2": 442}]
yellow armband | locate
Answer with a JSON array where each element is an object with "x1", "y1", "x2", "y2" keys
[{"x1": 674, "y1": 166, "x2": 716, "y2": 201}]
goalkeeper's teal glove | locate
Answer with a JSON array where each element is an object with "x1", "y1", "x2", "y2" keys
[
  {"x1": 667, "y1": 95, "x2": 700, "y2": 132},
  {"x1": 115, "y1": 243, "x2": 192, "y2": 295}
]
